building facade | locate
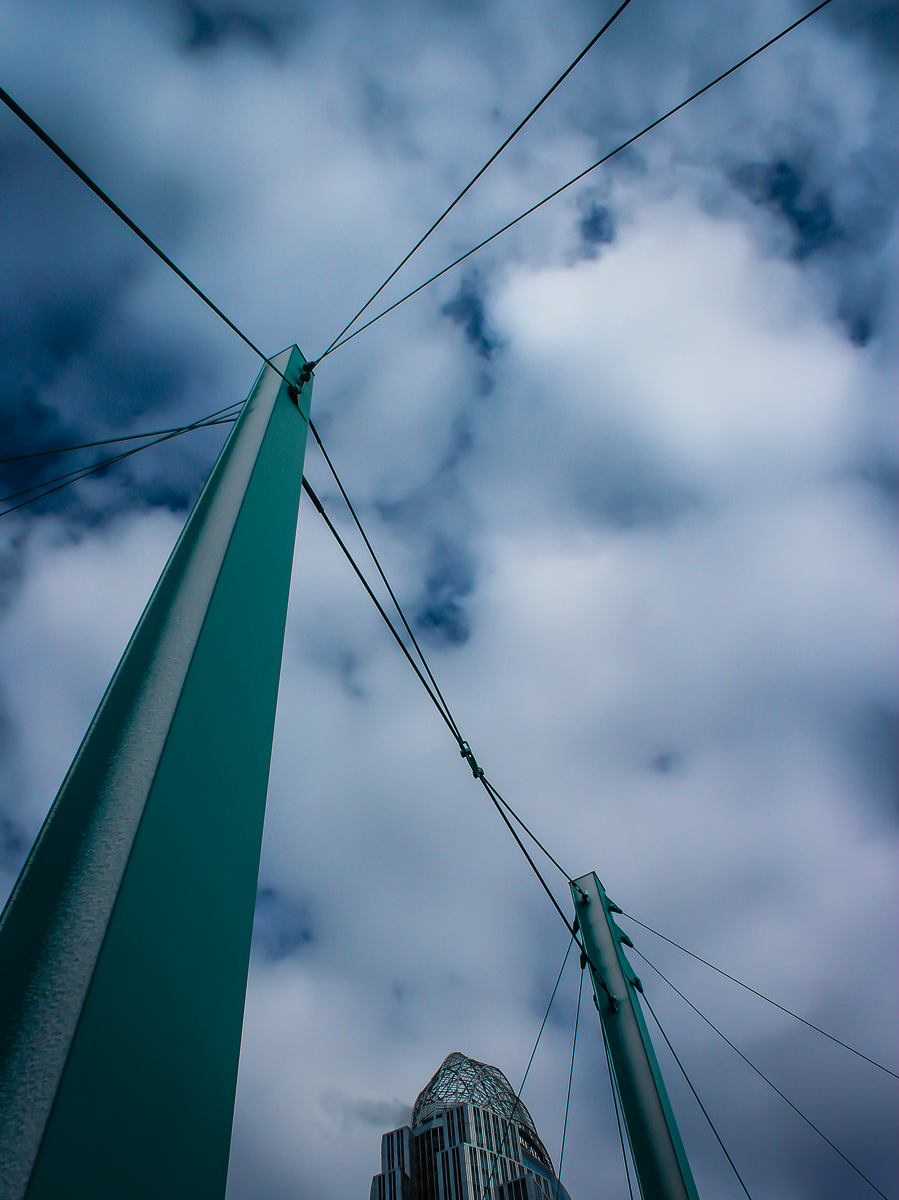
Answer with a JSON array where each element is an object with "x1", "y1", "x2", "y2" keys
[{"x1": 369, "y1": 1053, "x2": 572, "y2": 1200}]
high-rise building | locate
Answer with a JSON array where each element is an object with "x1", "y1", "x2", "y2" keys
[{"x1": 369, "y1": 1053, "x2": 572, "y2": 1200}]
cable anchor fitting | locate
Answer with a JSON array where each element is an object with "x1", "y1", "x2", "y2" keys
[
  {"x1": 459, "y1": 742, "x2": 484, "y2": 779},
  {"x1": 288, "y1": 360, "x2": 317, "y2": 405}
]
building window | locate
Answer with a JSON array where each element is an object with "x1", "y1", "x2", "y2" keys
[
  {"x1": 412, "y1": 1125, "x2": 446, "y2": 1200},
  {"x1": 452, "y1": 1147, "x2": 463, "y2": 1199}
]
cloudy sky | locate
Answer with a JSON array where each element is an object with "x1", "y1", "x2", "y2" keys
[{"x1": 1, "y1": 0, "x2": 897, "y2": 1197}]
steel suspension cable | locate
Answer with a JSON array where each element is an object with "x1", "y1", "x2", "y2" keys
[
  {"x1": 478, "y1": 777, "x2": 574, "y2": 933},
  {"x1": 634, "y1": 949, "x2": 891, "y2": 1199},
  {"x1": 475, "y1": 933, "x2": 576, "y2": 1200},
  {"x1": 300, "y1": 476, "x2": 461, "y2": 741},
  {"x1": 479, "y1": 777, "x2": 571, "y2": 882},
  {"x1": 298, "y1": 473, "x2": 615, "y2": 1005},
  {"x1": 0, "y1": 415, "x2": 238, "y2": 518},
  {"x1": 553, "y1": 960, "x2": 584, "y2": 1200},
  {"x1": 306, "y1": 420, "x2": 463, "y2": 743},
  {"x1": 619, "y1": 911, "x2": 899, "y2": 1081},
  {"x1": 322, "y1": 0, "x2": 834, "y2": 359},
  {"x1": 600, "y1": 1019, "x2": 635, "y2": 1200},
  {"x1": 0, "y1": 86, "x2": 274, "y2": 370},
  {"x1": 640, "y1": 990, "x2": 754, "y2": 1200},
  {"x1": 318, "y1": 0, "x2": 634, "y2": 359},
  {"x1": 0, "y1": 413, "x2": 237, "y2": 507},
  {"x1": 300, "y1": 473, "x2": 637, "y2": 1006},
  {"x1": 301, "y1": 450, "x2": 575, "y2": 892},
  {"x1": 0, "y1": 404, "x2": 243, "y2": 466}
]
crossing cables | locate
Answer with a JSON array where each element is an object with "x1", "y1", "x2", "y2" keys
[
  {"x1": 640, "y1": 989, "x2": 755, "y2": 1200},
  {"x1": 634, "y1": 948, "x2": 892, "y2": 1200},
  {"x1": 299, "y1": 474, "x2": 576, "y2": 937},
  {"x1": 0, "y1": 405, "x2": 242, "y2": 518},
  {"x1": 317, "y1": 0, "x2": 634, "y2": 359},
  {"x1": 2, "y1": 1, "x2": 833, "y2": 378},
  {"x1": 617, "y1": 911, "x2": 899, "y2": 1082},
  {"x1": 473, "y1": 933, "x2": 576, "y2": 1200},
  {"x1": 553, "y1": 957, "x2": 584, "y2": 1200},
  {"x1": 319, "y1": 0, "x2": 835, "y2": 359}
]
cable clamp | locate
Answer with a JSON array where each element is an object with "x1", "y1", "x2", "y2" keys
[
  {"x1": 288, "y1": 361, "x2": 317, "y2": 405},
  {"x1": 459, "y1": 742, "x2": 484, "y2": 779},
  {"x1": 579, "y1": 943, "x2": 620, "y2": 1011}
]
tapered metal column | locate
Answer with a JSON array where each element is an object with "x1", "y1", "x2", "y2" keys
[
  {"x1": 571, "y1": 872, "x2": 699, "y2": 1200},
  {"x1": 0, "y1": 346, "x2": 312, "y2": 1200}
]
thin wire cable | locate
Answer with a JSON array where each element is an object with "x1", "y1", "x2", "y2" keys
[
  {"x1": 0, "y1": 404, "x2": 243, "y2": 465},
  {"x1": 601, "y1": 1020, "x2": 635, "y2": 1200},
  {"x1": 0, "y1": 415, "x2": 238, "y2": 517},
  {"x1": 307, "y1": 413, "x2": 574, "y2": 885},
  {"x1": 477, "y1": 775, "x2": 571, "y2": 882},
  {"x1": 318, "y1": 0, "x2": 634, "y2": 358},
  {"x1": 620, "y1": 911, "x2": 899, "y2": 1081},
  {"x1": 635, "y1": 949, "x2": 891, "y2": 1200},
  {"x1": 306, "y1": 420, "x2": 463, "y2": 743},
  {"x1": 322, "y1": 0, "x2": 834, "y2": 359},
  {"x1": 300, "y1": 472, "x2": 628, "y2": 1001},
  {"x1": 479, "y1": 776, "x2": 575, "y2": 935},
  {"x1": 0, "y1": 415, "x2": 236, "y2": 506},
  {"x1": 302, "y1": 474, "x2": 582, "y2": 948},
  {"x1": 305, "y1": 428, "x2": 575, "y2": 888},
  {"x1": 475, "y1": 934, "x2": 576, "y2": 1200},
  {"x1": 640, "y1": 989, "x2": 754, "y2": 1200},
  {"x1": 0, "y1": 85, "x2": 274, "y2": 371},
  {"x1": 300, "y1": 477, "x2": 460, "y2": 741},
  {"x1": 554, "y1": 961, "x2": 584, "y2": 1200}
]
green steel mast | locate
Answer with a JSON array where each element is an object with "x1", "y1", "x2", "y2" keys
[
  {"x1": 572, "y1": 872, "x2": 701, "y2": 1200},
  {"x1": 0, "y1": 347, "x2": 311, "y2": 1200}
]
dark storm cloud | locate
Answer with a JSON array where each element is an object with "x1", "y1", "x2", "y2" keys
[
  {"x1": 576, "y1": 193, "x2": 615, "y2": 254},
  {"x1": 824, "y1": 0, "x2": 899, "y2": 57},
  {"x1": 178, "y1": 1, "x2": 296, "y2": 54},
  {"x1": 0, "y1": 816, "x2": 28, "y2": 874},
  {"x1": 650, "y1": 749, "x2": 681, "y2": 775},
  {"x1": 845, "y1": 701, "x2": 899, "y2": 817},
  {"x1": 441, "y1": 277, "x2": 502, "y2": 359},
  {"x1": 0, "y1": 115, "x2": 220, "y2": 527},
  {"x1": 416, "y1": 536, "x2": 474, "y2": 646},
  {"x1": 252, "y1": 886, "x2": 314, "y2": 960},
  {"x1": 734, "y1": 159, "x2": 842, "y2": 260}
]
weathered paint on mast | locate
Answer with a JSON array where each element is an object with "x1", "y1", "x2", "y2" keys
[
  {"x1": 571, "y1": 872, "x2": 700, "y2": 1200},
  {"x1": 0, "y1": 347, "x2": 311, "y2": 1200}
]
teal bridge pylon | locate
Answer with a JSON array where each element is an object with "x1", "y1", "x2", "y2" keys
[{"x1": 0, "y1": 347, "x2": 311, "y2": 1200}]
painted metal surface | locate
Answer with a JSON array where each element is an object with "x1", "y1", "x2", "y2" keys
[
  {"x1": 571, "y1": 872, "x2": 700, "y2": 1200},
  {"x1": 0, "y1": 347, "x2": 311, "y2": 1200}
]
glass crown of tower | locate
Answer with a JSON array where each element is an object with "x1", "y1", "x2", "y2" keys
[{"x1": 370, "y1": 1053, "x2": 572, "y2": 1200}]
